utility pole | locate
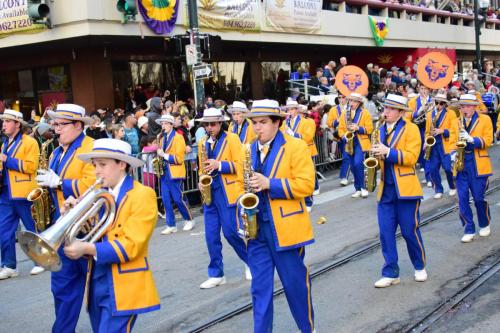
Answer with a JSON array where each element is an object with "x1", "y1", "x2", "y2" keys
[
  {"x1": 473, "y1": 0, "x2": 482, "y2": 74},
  {"x1": 187, "y1": 0, "x2": 205, "y2": 111}
]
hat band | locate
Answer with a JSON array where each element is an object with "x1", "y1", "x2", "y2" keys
[
  {"x1": 92, "y1": 147, "x2": 131, "y2": 156},
  {"x1": 55, "y1": 110, "x2": 84, "y2": 118},
  {"x1": 384, "y1": 99, "x2": 407, "y2": 108},
  {"x1": 251, "y1": 107, "x2": 280, "y2": 113}
]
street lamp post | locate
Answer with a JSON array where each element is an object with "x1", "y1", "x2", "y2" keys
[
  {"x1": 187, "y1": 0, "x2": 205, "y2": 111},
  {"x1": 473, "y1": 0, "x2": 482, "y2": 74}
]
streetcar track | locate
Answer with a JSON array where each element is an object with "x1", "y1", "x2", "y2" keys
[{"x1": 187, "y1": 184, "x2": 500, "y2": 333}]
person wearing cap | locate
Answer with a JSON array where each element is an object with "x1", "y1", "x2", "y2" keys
[
  {"x1": 63, "y1": 138, "x2": 160, "y2": 332},
  {"x1": 155, "y1": 114, "x2": 195, "y2": 234},
  {"x1": 35, "y1": 103, "x2": 97, "y2": 332},
  {"x1": 196, "y1": 107, "x2": 249, "y2": 289},
  {"x1": 326, "y1": 94, "x2": 351, "y2": 186},
  {"x1": 283, "y1": 100, "x2": 318, "y2": 211},
  {"x1": 0, "y1": 110, "x2": 42, "y2": 280},
  {"x1": 137, "y1": 115, "x2": 149, "y2": 141},
  {"x1": 236, "y1": 99, "x2": 316, "y2": 333},
  {"x1": 370, "y1": 94, "x2": 427, "y2": 288},
  {"x1": 455, "y1": 94, "x2": 493, "y2": 243},
  {"x1": 424, "y1": 93, "x2": 458, "y2": 199},
  {"x1": 33, "y1": 122, "x2": 57, "y2": 157},
  {"x1": 464, "y1": 80, "x2": 487, "y2": 114},
  {"x1": 338, "y1": 93, "x2": 373, "y2": 198},
  {"x1": 227, "y1": 101, "x2": 256, "y2": 144}
]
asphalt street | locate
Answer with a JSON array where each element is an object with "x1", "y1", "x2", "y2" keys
[{"x1": 0, "y1": 145, "x2": 498, "y2": 333}]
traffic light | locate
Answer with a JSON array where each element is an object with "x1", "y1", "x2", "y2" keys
[
  {"x1": 116, "y1": 0, "x2": 137, "y2": 23},
  {"x1": 27, "y1": 0, "x2": 50, "y2": 24}
]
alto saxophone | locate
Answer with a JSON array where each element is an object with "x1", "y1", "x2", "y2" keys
[
  {"x1": 239, "y1": 142, "x2": 259, "y2": 241},
  {"x1": 454, "y1": 116, "x2": 467, "y2": 173},
  {"x1": 345, "y1": 103, "x2": 354, "y2": 155},
  {"x1": 199, "y1": 136, "x2": 213, "y2": 205},
  {"x1": 424, "y1": 110, "x2": 439, "y2": 160},
  {"x1": 152, "y1": 132, "x2": 164, "y2": 176},
  {"x1": 364, "y1": 116, "x2": 384, "y2": 192},
  {"x1": 28, "y1": 139, "x2": 55, "y2": 232}
]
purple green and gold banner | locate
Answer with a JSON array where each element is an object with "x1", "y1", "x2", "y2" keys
[
  {"x1": 0, "y1": 1, "x2": 45, "y2": 37},
  {"x1": 138, "y1": 0, "x2": 179, "y2": 34},
  {"x1": 368, "y1": 16, "x2": 388, "y2": 46},
  {"x1": 197, "y1": 0, "x2": 260, "y2": 31}
]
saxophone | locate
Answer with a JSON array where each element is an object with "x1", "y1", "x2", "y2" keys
[
  {"x1": 238, "y1": 142, "x2": 259, "y2": 241},
  {"x1": 27, "y1": 139, "x2": 55, "y2": 232},
  {"x1": 364, "y1": 116, "x2": 384, "y2": 192},
  {"x1": 424, "y1": 109, "x2": 439, "y2": 160},
  {"x1": 199, "y1": 136, "x2": 213, "y2": 205},
  {"x1": 345, "y1": 103, "x2": 354, "y2": 155},
  {"x1": 152, "y1": 132, "x2": 164, "y2": 176},
  {"x1": 454, "y1": 116, "x2": 467, "y2": 173}
]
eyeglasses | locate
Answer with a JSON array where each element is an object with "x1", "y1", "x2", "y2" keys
[
  {"x1": 53, "y1": 121, "x2": 75, "y2": 129},
  {"x1": 205, "y1": 122, "x2": 219, "y2": 127}
]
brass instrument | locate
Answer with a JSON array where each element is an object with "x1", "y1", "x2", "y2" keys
[
  {"x1": 424, "y1": 109, "x2": 439, "y2": 160},
  {"x1": 27, "y1": 139, "x2": 54, "y2": 232},
  {"x1": 152, "y1": 133, "x2": 164, "y2": 176},
  {"x1": 199, "y1": 136, "x2": 213, "y2": 206},
  {"x1": 17, "y1": 179, "x2": 115, "y2": 271},
  {"x1": 239, "y1": 142, "x2": 259, "y2": 241},
  {"x1": 345, "y1": 103, "x2": 354, "y2": 155},
  {"x1": 413, "y1": 98, "x2": 435, "y2": 125},
  {"x1": 454, "y1": 116, "x2": 467, "y2": 173},
  {"x1": 364, "y1": 116, "x2": 384, "y2": 192}
]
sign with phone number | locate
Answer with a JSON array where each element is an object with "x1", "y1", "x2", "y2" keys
[{"x1": 0, "y1": 0, "x2": 45, "y2": 36}]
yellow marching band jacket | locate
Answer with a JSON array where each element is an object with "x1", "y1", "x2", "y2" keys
[
  {"x1": 228, "y1": 119, "x2": 256, "y2": 144},
  {"x1": 337, "y1": 107, "x2": 374, "y2": 152},
  {"x1": 463, "y1": 112, "x2": 493, "y2": 177},
  {"x1": 424, "y1": 108, "x2": 458, "y2": 155},
  {"x1": 1, "y1": 133, "x2": 39, "y2": 199},
  {"x1": 161, "y1": 130, "x2": 187, "y2": 179},
  {"x1": 283, "y1": 115, "x2": 318, "y2": 157}
]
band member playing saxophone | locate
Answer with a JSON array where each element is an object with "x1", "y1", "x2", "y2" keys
[
  {"x1": 0, "y1": 110, "x2": 41, "y2": 280},
  {"x1": 63, "y1": 139, "x2": 160, "y2": 332},
  {"x1": 370, "y1": 94, "x2": 427, "y2": 288},
  {"x1": 196, "y1": 107, "x2": 249, "y2": 289},
  {"x1": 237, "y1": 99, "x2": 316, "y2": 333}
]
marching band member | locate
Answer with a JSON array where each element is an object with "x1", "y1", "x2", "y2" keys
[
  {"x1": 371, "y1": 94, "x2": 427, "y2": 288},
  {"x1": 64, "y1": 138, "x2": 160, "y2": 332},
  {"x1": 408, "y1": 84, "x2": 432, "y2": 187},
  {"x1": 338, "y1": 93, "x2": 373, "y2": 198},
  {"x1": 0, "y1": 110, "x2": 41, "y2": 279},
  {"x1": 227, "y1": 101, "x2": 256, "y2": 144},
  {"x1": 326, "y1": 94, "x2": 351, "y2": 186},
  {"x1": 155, "y1": 114, "x2": 194, "y2": 235},
  {"x1": 464, "y1": 80, "x2": 487, "y2": 114},
  {"x1": 455, "y1": 94, "x2": 493, "y2": 243},
  {"x1": 283, "y1": 99, "x2": 318, "y2": 211},
  {"x1": 424, "y1": 93, "x2": 458, "y2": 199},
  {"x1": 35, "y1": 104, "x2": 96, "y2": 333},
  {"x1": 238, "y1": 99, "x2": 316, "y2": 333},
  {"x1": 196, "y1": 108, "x2": 249, "y2": 289}
]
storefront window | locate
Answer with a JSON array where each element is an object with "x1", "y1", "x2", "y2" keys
[
  {"x1": 261, "y1": 62, "x2": 291, "y2": 103},
  {"x1": 210, "y1": 62, "x2": 250, "y2": 102}
]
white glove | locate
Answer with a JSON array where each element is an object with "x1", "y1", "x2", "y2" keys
[
  {"x1": 156, "y1": 149, "x2": 166, "y2": 158},
  {"x1": 285, "y1": 127, "x2": 295, "y2": 136},
  {"x1": 450, "y1": 151, "x2": 457, "y2": 162},
  {"x1": 459, "y1": 130, "x2": 474, "y2": 143},
  {"x1": 36, "y1": 169, "x2": 61, "y2": 188}
]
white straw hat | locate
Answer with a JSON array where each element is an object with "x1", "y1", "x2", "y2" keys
[
  {"x1": 47, "y1": 104, "x2": 93, "y2": 125},
  {"x1": 155, "y1": 114, "x2": 175, "y2": 125},
  {"x1": 0, "y1": 109, "x2": 27, "y2": 126},
  {"x1": 382, "y1": 94, "x2": 410, "y2": 111},
  {"x1": 78, "y1": 139, "x2": 143, "y2": 168},
  {"x1": 195, "y1": 108, "x2": 230, "y2": 122},
  {"x1": 227, "y1": 101, "x2": 248, "y2": 113}
]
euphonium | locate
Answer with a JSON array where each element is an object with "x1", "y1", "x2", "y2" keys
[
  {"x1": 364, "y1": 116, "x2": 384, "y2": 192},
  {"x1": 455, "y1": 116, "x2": 467, "y2": 173},
  {"x1": 424, "y1": 109, "x2": 439, "y2": 160},
  {"x1": 239, "y1": 142, "x2": 259, "y2": 241},
  {"x1": 152, "y1": 132, "x2": 164, "y2": 176},
  {"x1": 27, "y1": 138, "x2": 54, "y2": 232},
  {"x1": 345, "y1": 103, "x2": 354, "y2": 155},
  {"x1": 17, "y1": 179, "x2": 115, "y2": 272},
  {"x1": 199, "y1": 136, "x2": 213, "y2": 205},
  {"x1": 413, "y1": 98, "x2": 435, "y2": 125}
]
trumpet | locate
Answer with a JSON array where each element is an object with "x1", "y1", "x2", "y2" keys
[
  {"x1": 364, "y1": 116, "x2": 384, "y2": 192},
  {"x1": 199, "y1": 136, "x2": 212, "y2": 206},
  {"x1": 17, "y1": 179, "x2": 116, "y2": 271},
  {"x1": 239, "y1": 141, "x2": 259, "y2": 242}
]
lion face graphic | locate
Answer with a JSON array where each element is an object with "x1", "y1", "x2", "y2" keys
[
  {"x1": 424, "y1": 60, "x2": 449, "y2": 82},
  {"x1": 342, "y1": 74, "x2": 362, "y2": 92}
]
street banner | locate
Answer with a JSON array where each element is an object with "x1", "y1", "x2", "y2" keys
[
  {"x1": 263, "y1": 0, "x2": 322, "y2": 33},
  {"x1": 197, "y1": 0, "x2": 261, "y2": 31},
  {"x1": 138, "y1": 0, "x2": 179, "y2": 34},
  {"x1": 0, "y1": 1, "x2": 45, "y2": 37}
]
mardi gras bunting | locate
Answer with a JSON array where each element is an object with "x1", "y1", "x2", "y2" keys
[
  {"x1": 368, "y1": 16, "x2": 388, "y2": 46},
  {"x1": 138, "y1": 0, "x2": 179, "y2": 35}
]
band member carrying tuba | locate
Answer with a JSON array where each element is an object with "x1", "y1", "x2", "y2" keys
[
  {"x1": 370, "y1": 94, "x2": 427, "y2": 288},
  {"x1": 63, "y1": 139, "x2": 160, "y2": 332},
  {"x1": 195, "y1": 107, "x2": 250, "y2": 289},
  {"x1": 35, "y1": 104, "x2": 96, "y2": 333},
  {"x1": 237, "y1": 99, "x2": 316, "y2": 333},
  {"x1": 424, "y1": 93, "x2": 458, "y2": 199},
  {"x1": 0, "y1": 110, "x2": 42, "y2": 280},
  {"x1": 155, "y1": 114, "x2": 194, "y2": 234},
  {"x1": 455, "y1": 94, "x2": 493, "y2": 243}
]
